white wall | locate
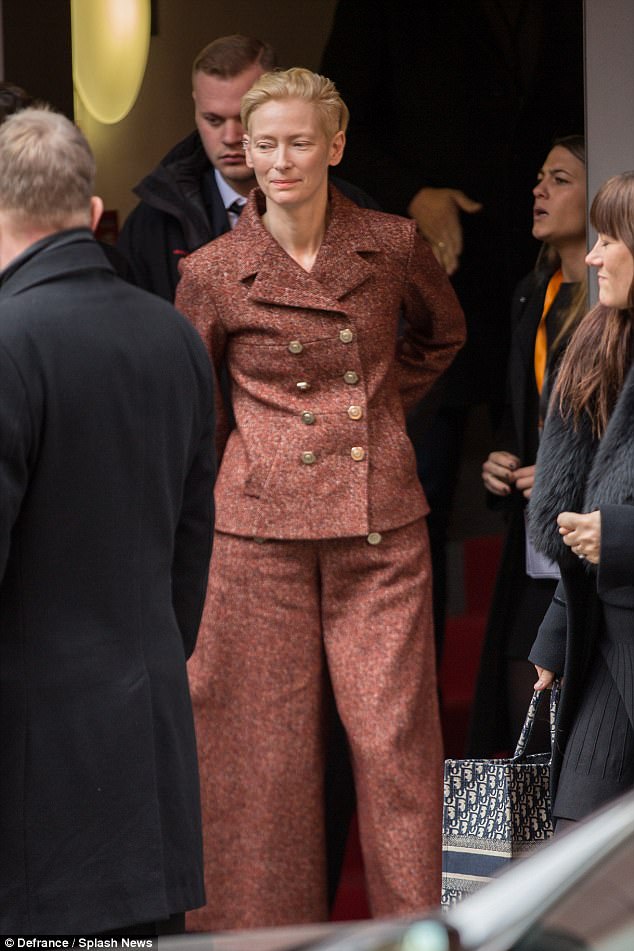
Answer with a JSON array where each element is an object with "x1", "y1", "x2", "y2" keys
[{"x1": 584, "y1": 0, "x2": 634, "y2": 301}]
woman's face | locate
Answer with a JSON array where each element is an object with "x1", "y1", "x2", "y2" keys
[
  {"x1": 532, "y1": 146, "x2": 586, "y2": 249},
  {"x1": 586, "y1": 233, "x2": 634, "y2": 310},
  {"x1": 244, "y1": 97, "x2": 344, "y2": 211}
]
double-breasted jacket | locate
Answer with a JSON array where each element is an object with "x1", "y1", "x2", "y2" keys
[{"x1": 176, "y1": 186, "x2": 465, "y2": 540}]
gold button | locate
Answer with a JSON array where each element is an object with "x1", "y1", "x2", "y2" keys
[
  {"x1": 301, "y1": 451, "x2": 316, "y2": 465},
  {"x1": 339, "y1": 328, "x2": 354, "y2": 343},
  {"x1": 343, "y1": 370, "x2": 359, "y2": 385},
  {"x1": 350, "y1": 446, "x2": 365, "y2": 461},
  {"x1": 288, "y1": 340, "x2": 303, "y2": 354},
  {"x1": 347, "y1": 405, "x2": 363, "y2": 420},
  {"x1": 296, "y1": 381, "x2": 311, "y2": 392},
  {"x1": 367, "y1": 532, "x2": 382, "y2": 546},
  {"x1": 301, "y1": 411, "x2": 316, "y2": 425}
]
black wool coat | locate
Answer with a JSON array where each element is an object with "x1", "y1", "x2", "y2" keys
[
  {"x1": 528, "y1": 363, "x2": 634, "y2": 795},
  {"x1": 0, "y1": 230, "x2": 215, "y2": 934}
]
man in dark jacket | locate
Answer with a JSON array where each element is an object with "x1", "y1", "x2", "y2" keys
[
  {"x1": 117, "y1": 33, "x2": 377, "y2": 301},
  {"x1": 0, "y1": 107, "x2": 215, "y2": 935}
]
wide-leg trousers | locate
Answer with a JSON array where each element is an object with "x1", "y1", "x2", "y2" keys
[{"x1": 186, "y1": 517, "x2": 443, "y2": 931}]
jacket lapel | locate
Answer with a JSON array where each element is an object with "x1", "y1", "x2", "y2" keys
[
  {"x1": 510, "y1": 276, "x2": 545, "y2": 454},
  {"x1": 233, "y1": 187, "x2": 379, "y2": 314}
]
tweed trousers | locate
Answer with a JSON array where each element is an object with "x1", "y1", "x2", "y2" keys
[{"x1": 186, "y1": 517, "x2": 443, "y2": 931}]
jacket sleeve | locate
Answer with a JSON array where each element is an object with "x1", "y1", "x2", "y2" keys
[
  {"x1": 528, "y1": 580, "x2": 567, "y2": 675},
  {"x1": 396, "y1": 226, "x2": 465, "y2": 412},
  {"x1": 175, "y1": 259, "x2": 231, "y2": 460},
  {"x1": 0, "y1": 345, "x2": 33, "y2": 583},
  {"x1": 171, "y1": 351, "x2": 216, "y2": 659},
  {"x1": 597, "y1": 503, "x2": 634, "y2": 593}
]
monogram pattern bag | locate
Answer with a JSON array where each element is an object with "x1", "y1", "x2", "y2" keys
[{"x1": 441, "y1": 685, "x2": 559, "y2": 907}]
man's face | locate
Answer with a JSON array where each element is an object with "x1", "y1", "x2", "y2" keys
[{"x1": 193, "y1": 63, "x2": 264, "y2": 196}]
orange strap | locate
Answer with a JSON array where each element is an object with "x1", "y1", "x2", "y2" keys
[{"x1": 534, "y1": 269, "x2": 563, "y2": 395}]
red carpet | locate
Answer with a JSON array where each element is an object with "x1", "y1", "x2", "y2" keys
[{"x1": 330, "y1": 533, "x2": 503, "y2": 921}]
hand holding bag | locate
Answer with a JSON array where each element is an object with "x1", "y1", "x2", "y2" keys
[{"x1": 441, "y1": 684, "x2": 560, "y2": 907}]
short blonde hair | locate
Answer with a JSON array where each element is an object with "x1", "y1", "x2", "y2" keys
[
  {"x1": 0, "y1": 107, "x2": 94, "y2": 229},
  {"x1": 241, "y1": 67, "x2": 349, "y2": 140}
]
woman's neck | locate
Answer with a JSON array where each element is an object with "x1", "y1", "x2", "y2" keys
[
  {"x1": 557, "y1": 238, "x2": 587, "y2": 283},
  {"x1": 261, "y1": 190, "x2": 329, "y2": 272}
]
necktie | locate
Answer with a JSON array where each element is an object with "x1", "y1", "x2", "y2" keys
[
  {"x1": 228, "y1": 200, "x2": 244, "y2": 219},
  {"x1": 534, "y1": 269, "x2": 563, "y2": 396}
]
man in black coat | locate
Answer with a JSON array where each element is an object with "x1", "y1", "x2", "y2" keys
[{"x1": 0, "y1": 107, "x2": 215, "y2": 935}]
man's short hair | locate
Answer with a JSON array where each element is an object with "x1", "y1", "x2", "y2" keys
[
  {"x1": 0, "y1": 107, "x2": 94, "y2": 230},
  {"x1": 0, "y1": 81, "x2": 33, "y2": 124},
  {"x1": 192, "y1": 34, "x2": 276, "y2": 81}
]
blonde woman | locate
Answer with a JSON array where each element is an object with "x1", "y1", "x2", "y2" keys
[{"x1": 177, "y1": 67, "x2": 464, "y2": 929}]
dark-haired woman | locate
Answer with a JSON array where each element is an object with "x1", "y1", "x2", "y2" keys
[
  {"x1": 528, "y1": 170, "x2": 634, "y2": 823},
  {"x1": 469, "y1": 137, "x2": 587, "y2": 756}
]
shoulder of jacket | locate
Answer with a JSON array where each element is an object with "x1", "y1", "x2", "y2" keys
[{"x1": 179, "y1": 229, "x2": 236, "y2": 274}]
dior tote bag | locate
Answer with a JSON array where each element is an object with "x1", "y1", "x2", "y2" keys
[{"x1": 441, "y1": 684, "x2": 559, "y2": 907}]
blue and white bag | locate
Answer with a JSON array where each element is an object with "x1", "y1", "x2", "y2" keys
[{"x1": 441, "y1": 685, "x2": 559, "y2": 907}]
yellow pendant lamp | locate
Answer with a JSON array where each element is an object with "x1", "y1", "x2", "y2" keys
[{"x1": 71, "y1": 0, "x2": 151, "y2": 124}]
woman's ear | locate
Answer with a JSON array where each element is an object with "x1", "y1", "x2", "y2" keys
[
  {"x1": 243, "y1": 137, "x2": 254, "y2": 170},
  {"x1": 329, "y1": 130, "x2": 346, "y2": 168}
]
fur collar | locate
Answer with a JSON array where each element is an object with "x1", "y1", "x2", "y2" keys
[{"x1": 528, "y1": 363, "x2": 634, "y2": 562}]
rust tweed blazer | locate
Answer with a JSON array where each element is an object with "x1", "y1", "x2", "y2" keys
[{"x1": 176, "y1": 186, "x2": 465, "y2": 540}]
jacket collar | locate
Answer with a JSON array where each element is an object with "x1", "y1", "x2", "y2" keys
[
  {"x1": 231, "y1": 186, "x2": 381, "y2": 314},
  {"x1": 0, "y1": 229, "x2": 113, "y2": 298},
  {"x1": 134, "y1": 130, "x2": 213, "y2": 246},
  {"x1": 528, "y1": 363, "x2": 634, "y2": 562}
]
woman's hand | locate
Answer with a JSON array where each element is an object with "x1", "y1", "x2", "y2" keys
[
  {"x1": 557, "y1": 510, "x2": 601, "y2": 565},
  {"x1": 514, "y1": 464, "x2": 536, "y2": 499},
  {"x1": 408, "y1": 186, "x2": 482, "y2": 276},
  {"x1": 534, "y1": 666, "x2": 556, "y2": 691},
  {"x1": 482, "y1": 450, "x2": 520, "y2": 496}
]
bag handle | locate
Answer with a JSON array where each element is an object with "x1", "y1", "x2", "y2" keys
[{"x1": 513, "y1": 681, "x2": 560, "y2": 759}]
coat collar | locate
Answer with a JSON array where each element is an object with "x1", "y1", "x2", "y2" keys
[
  {"x1": 230, "y1": 186, "x2": 381, "y2": 313},
  {"x1": 0, "y1": 229, "x2": 113, "y2": 299},
  {"x1": 528, "y1": 363, "x2": 634, "y2": 562}
]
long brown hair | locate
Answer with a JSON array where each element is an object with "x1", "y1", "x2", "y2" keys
[{"x1": 553, "y1": 171, "x2": 634, "y2": 437}]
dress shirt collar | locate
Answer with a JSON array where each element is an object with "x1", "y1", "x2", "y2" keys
[{"x1": 214, "y1": 169, "x2": 248, "y2": 227}]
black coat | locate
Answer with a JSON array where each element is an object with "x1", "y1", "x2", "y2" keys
[
  {"x1": 468, "y1": 270, "x2": 561, "y2": 755},
  {"x1": 528, "y1": 363, "x2": 634, "y2": 796},
  {"x1": 117, "y1": 130, "x2": 380, "y2": 302},
  {"x1": 321, "y1": 0, "x2": 584, "y2": 405},
  {"x1": 0, "y1": 230, "x2": 215, "y2": 934}
]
